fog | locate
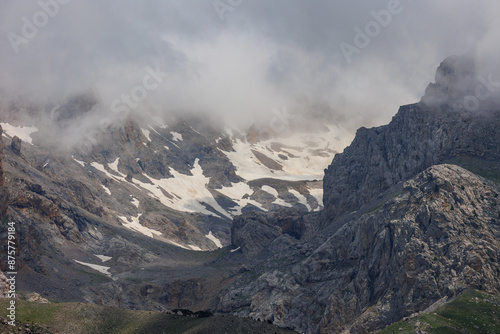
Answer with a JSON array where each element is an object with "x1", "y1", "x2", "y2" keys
[{"x1": 0, "y1": 0, "x2": 499, "y2": 134}]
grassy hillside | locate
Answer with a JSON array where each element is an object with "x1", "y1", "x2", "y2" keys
[
  {"x1": 0, "y1": 299, "x2": 297, "y2": 334},
  {"x1": 378, "y1": 289, "x2": 500, "y2": 334}
]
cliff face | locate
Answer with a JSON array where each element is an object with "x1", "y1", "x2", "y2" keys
[
  {"x1": 322, "y1": 57, "x2": 500, "y2": 222},
  {"x1": 224, "y1": 165, "x2": 500, "y2": 333},
  {"x1": 225, "y1": 56, "x2": 500, "y2": 333}
]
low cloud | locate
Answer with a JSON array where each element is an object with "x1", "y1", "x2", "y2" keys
[{"x1": 0, "y1": 0, "x2": 498, "y2": 137}]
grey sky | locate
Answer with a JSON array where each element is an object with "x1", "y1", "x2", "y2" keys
[{"x1": 0, "y1": 0, "x2": 498, "y2": 129}]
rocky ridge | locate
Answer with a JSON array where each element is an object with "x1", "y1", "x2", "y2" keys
[
  {"x1": 222, "y1": 56, "x2": 500, "y2": 333},
  {"x1": 322, "y1": 56, "x2": 500, "y2": 222}
]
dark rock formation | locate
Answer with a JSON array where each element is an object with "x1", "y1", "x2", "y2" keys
[
  {"x1": 11, "y1": 135, "x2": 22, "y2": 155},
  {"x1": 231, "y1": 209, "x2": 307, "y2": 256}
]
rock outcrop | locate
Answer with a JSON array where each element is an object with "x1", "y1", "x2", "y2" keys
[
  {"x1": 224, "y1": 165, "x2": 500, "y2": 333},
  {"x1": 224, "y1": 56, "x2": 500, "y2": 333},
  {"x1": 10, "y1": 135, "x2": 21, "y2": 155}
]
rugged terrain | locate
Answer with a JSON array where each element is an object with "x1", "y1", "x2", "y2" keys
[
  {"x1": 0, "y1": 55, "x2": 499, "y2": 333},
  {"x1": 218, "y1": 56, "x2": 500, "y2": 333}
]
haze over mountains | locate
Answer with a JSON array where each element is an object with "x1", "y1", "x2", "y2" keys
[
  {"x1": 0, "y1": 54, "x2": 499, "y2": 333},
  {"x1": 1, "y1": 1, "x2": 500, "y2": 333}
]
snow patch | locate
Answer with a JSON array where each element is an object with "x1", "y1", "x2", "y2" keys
[
  {"x1": 73, "y1": 157, "x2": 85, "y2": 167},
  {"x1": 101, "y1": 184, "x2": 112, "y2": 195},
  {"x1": 141, "y1": 128, "x2": 151, "y2": 141},
  {"x1": 230, "y1": 246, "x2": 241, "y2": 253},
  {"x1": 261, "y1": 185, "x2": 279, "y2": 197},
  {"x1": 74, "y1": 260, "x2": 111, "y2": 277},
  {"x1": 206, "y1": 231, "x2": 222, "y2": 248},
  {"x1": 0, "y1": 123, "x2": 38, "y2": 145},
  {"x1": 224, "y1": 126, "x2": 352, "y2": 181},
  {"x1": 308, "y1": 187, "x2": 324, "y2": 211},
  {"x1": 119, "y1": 215, "x2": 162, "y2": 238},
  {"x1": 95, "y1": 255, "x2": 112, "y2": 262},
  {"x1": 289, "y1": 189, "x2": 310, "y2": 210},
  {"x1": 131, "y1": 197, "x2": 140, "y2": 208},
  {"x1": 218, "y1": 181, "x2": 267, "y2": 215},
  {"x1": 171, "y1": 131, "x2": 183, "y2": 141},
  {"x1": 132, "y1": 159, "x2": 231, "y2": 219}
]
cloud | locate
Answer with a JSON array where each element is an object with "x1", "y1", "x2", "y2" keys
[{"x1": 0, "y1": 0, "x2": 498, "y2": 132}]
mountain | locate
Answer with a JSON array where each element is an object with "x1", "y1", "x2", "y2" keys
[
  {"x1": 0, "y1": 55, "x2": 499, "y2": 334},
  {"x1": 225, "y1": 164, "x2": 500, "y2": 333},
  {"x1": 218, "y1": 56, "x2": 500, "y2": 333},
  {"x1": 0, "y1": 95, "x2": 347, "y2": 315}
]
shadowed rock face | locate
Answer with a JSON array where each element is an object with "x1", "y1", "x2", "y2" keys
[{"x1": 10, "y1": 136, "x2": 21, "y2": 156}]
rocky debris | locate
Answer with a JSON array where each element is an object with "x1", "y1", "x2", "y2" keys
[
  {"x1": 26, "y1": 292, "x2": 50, "y2": 304},
  {"x1": 10, "y1": 136, "x2": 22, "y2": 155},
  {"x1": 222, "y1": 165, "x2": 500, "y2": 333}
]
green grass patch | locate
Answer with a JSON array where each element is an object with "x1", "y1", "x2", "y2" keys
[{"x1": 378, "y1": 289, "x2": 500, "y2": 334}]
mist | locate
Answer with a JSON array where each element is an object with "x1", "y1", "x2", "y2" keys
[{"x1": 0, "y1": 0, "x2": 499, "y2": 136}]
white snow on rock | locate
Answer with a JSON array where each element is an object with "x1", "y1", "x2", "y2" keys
[
  {"x1": 131, "y1": 197, "x2": 140, "y2": 208},
  {"x1": 141, "y1": 128, "x2": 151, "y2": 141},
  {"x1": 206, "y1": 231, "x2": 223, "y2": 248},
  {"x1": 95, "y1": 255, "x2": 112, "y2": 262},
  {"x1": 109, "y1": 158, "x2": 120, "y2": 174},
  {"x1": 218, "y1": 181, "x2": 267, "y2": 215},
  {"x1": 289, "y1": 189, "x2": 310, "y2": 210},
  {"x1": 308, "y1": 187, "x2": 324, "y2": 211},
  {"x1": 101, "y1": 184, "x2": 112, "y2": 196},
  {"x1": 224, "y1": 126, "x2": 352, "y2": 181},
  {"x1": 0, "y1": 123, "x2": 38, "y2": 145},
  {"x1": 119, "y1": 214, "x2": 162, "y2": 238},
  {"x1": 261, "y1": 185, "x2": 279, "y2": 197},
  {"x1": 131, "y1": 159, "x2": 232, "y2": 219},
  {"x1": 92, "y1": 159, "x2": 230, "y2": 219},
  {"x1": 171, "y1": 131, "x2": 183, "y2": 141},
  {"x1": 72, "y1": 157, "x2": 85, "y2": 167},
  {"x1": 74, "y1": 260, "x2": 111, "y2": 277}
]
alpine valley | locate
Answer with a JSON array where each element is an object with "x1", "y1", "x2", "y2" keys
[{"x1": 1, "y1": 56, "x2": 499, "y2": 334}]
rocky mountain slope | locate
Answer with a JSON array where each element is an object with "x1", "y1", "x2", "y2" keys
[
  {"x1": 222, "y1": 164, "x2": 500, "y2": 333},
  {"x1": 0, "y1": 55, "x2": 498, "y2": 334},
  {"x1": 0, "y1": 93, "x2": 348, "y2": 318},
  {"x1": 323, "y1": 56, "x2": 500, "y2": 221},
  {"x1": 219, "y1": 56, "x2": 500, "y2": 333}
]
